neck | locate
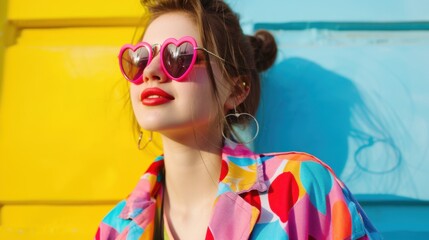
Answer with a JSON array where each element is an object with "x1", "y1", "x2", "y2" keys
[{"x1": 160, "y1": 129, "x2": 223, "y2": 211}]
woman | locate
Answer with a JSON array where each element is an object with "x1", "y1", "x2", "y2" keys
[{"x1": 96, "y1": 0, "x2": 381, "y2": 239}]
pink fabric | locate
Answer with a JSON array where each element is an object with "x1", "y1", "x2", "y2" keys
[{"x1": 209, "y1": 192, "x2": 259, "y2": 240}]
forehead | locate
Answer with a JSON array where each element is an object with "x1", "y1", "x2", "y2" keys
[{"x1": 143, "y1": 12, "x2": 202, "y2": 45}]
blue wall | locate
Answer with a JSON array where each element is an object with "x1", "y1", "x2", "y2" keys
[{"x1": 226, "y1": 0, "x2": 429, "y2": 238}]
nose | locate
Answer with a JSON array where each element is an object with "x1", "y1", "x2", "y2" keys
[{"x1": 143, "y1": 53, "x2": 169, "y2": 83}]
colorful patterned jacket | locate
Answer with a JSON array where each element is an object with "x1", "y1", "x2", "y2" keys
[{"x1": 95, "y1": 141, "x2": 381, "y2": 239}]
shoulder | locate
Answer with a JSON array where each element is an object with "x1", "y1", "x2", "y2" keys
[
  {"x1": 260, "y1": 151, "x2": 332, "y2": 167},
  {"x1": 258, "y1": 151, "x2": 343, "y2": 221},
  {"x1": 259, "y1": 151, "x2": 338, "y2": 189},
  {"x1": 259, "y1": 151, "x2": 353, "y2": 213}
]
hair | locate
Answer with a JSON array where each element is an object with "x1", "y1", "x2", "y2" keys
[{"x1": 139, "y1": 0, "x2": 277, "y2": 139}]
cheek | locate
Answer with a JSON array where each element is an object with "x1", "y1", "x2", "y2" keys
[
  {"x1": 129, "y1": 85, "x2": 141, "y2": 112},
  {"x1": 188, "y1": 68, "x2": 217, "y2": 102},
  {"x1": 209, "y1": 64, "x2": 232, "y2": 108}
]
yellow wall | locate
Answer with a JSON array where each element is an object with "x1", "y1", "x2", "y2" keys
[{"x1": 0, "y1": 0, "x2": 162, "y2": 239}]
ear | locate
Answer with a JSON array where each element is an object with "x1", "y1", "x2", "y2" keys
[{"x1": 224, "y1": 79, "x2": 250, "y2": 112}]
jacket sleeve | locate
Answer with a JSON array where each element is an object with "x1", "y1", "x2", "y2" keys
[{"x1": 284, "y1": 157, "x2": 382, "y2": 240}]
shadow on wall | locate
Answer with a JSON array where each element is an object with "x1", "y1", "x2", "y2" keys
[{"x1": 255, "y1": 57, "x2": 402, "y2": 176}]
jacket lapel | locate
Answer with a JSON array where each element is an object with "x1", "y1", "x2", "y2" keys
[
  {"x1": 208, "y1": 191, "x2": 260, "y2": 239},
  {"x1": 118, "y1": 156, "x2": 165, "y2": 239}
]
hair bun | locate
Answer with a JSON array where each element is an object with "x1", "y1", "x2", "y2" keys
[{"x1": 248, "y1": 30, "x2": 277, "y2": 72}]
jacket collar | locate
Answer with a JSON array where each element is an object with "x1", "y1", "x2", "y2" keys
[
  {"x1": 218, "y1": 140, "x2": 267, "y2": 194},
  {"x1": 119, "y1": 140, "x2": 268, "y2": 233}
]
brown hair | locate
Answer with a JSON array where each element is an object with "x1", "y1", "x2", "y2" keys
[{"x1": 140, "y1": 0, "x2": 277, "y2": 134}]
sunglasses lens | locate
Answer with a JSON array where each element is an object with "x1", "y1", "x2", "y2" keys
[
  {"x1": 163, "y1": 42, "x2": 194, "y2": 79},
  {"x1": 121, "y1": 47, "x2": 150, "y2": 81}
]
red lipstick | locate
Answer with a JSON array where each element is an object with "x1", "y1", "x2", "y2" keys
[{"x1": 140, "y1": 87, "x2": 175, "y2": 106}]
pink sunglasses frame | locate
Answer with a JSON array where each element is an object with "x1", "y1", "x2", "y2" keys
[{"x1": 118, "y1": 36, "x2": 224, "y2": 84}]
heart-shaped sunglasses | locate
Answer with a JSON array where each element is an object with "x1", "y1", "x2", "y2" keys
[{"x1": 118, "y1": 36, "x2": 225, "y2": 84}]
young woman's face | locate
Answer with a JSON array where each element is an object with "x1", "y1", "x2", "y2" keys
[{"x1": 130, "y1": 11, "x2": 231, "y2": 136}]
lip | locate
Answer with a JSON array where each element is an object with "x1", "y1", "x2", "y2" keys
[{"x1": 140, "y1": 87, "x2": 175, "y2": 106}]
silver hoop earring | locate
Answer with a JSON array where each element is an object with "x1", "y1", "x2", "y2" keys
[
  {"x1": 222, "y1": 105, "x2": 259, "y2": 144},
  {"x1": 138, "y1": 130, "x2": 153, "y2": 150}
]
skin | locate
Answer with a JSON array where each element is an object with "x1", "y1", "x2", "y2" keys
[{"x1": 130, "y1": 11, "x2": 246, "y2": 239}]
